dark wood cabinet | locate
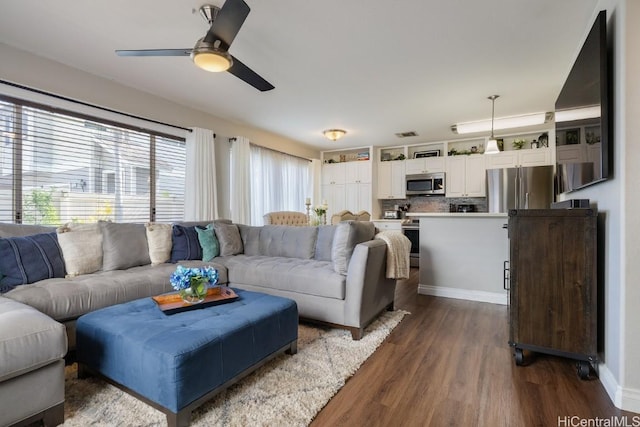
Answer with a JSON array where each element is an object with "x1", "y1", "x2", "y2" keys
[{"x1": 508, "y1": 209, "x2": 597, "y2": 378}]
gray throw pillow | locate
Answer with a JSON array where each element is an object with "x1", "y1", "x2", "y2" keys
[
  {"x1": 101, "y1": 222, "x2": 151, "y2": 271},
  {"x1": 315, "y1": 225, "x2": 337, "y2": 262},
  {"x1": 331, "y1": 221, "x2": 375, "y2": 275},
  {"x1": 237, "y1": 224, "x2": 262, "y2": 256},
  {"x1": 214, "y1": 223, "x2": 243, "y2": 256}
]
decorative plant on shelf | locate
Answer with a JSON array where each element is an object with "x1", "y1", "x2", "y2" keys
[
  {"x1": 512, "y1": 139, "x2": 527, "y2": 150},
  {"x1": 170, "y1": 265, "x2": 219, "y2": 304}
]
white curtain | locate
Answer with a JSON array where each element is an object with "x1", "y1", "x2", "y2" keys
[
  {"x1": 309, "y1": 158, "x2": 322, "y2": 207},
  {"x1": 184, "y1": 128, "x2": 219, "y2": 221},
  {"x1": 229, "y1": 136, "x2": 251, "y2": 224},
  {"x1": 249, "y1": 145, "x2": 310, "y2": 225}
]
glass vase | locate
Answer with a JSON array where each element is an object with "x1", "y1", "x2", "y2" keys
[{"x1": 180, "y1": 280, "x2": 208, "y2": 304}]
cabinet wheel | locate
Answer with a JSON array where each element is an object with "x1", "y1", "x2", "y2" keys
[
  {"x1": 514, "y1": 348, "x2": 524, "y2": 366},
  {"x1": 577, "y1": 361, "x2": 590, "y2": 380}
]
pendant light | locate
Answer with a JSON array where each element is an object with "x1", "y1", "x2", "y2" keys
[{"x1": 484, "y1": 95, "x2": 501, "y2": 155}]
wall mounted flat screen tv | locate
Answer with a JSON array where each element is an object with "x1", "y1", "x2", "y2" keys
[{"x1": 555, "y1": 10, "x2": 611, "y2": 194}]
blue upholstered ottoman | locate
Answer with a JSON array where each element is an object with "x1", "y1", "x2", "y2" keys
[{"x1": 76, "y1": 288, "x2": 298, "y2": 427}]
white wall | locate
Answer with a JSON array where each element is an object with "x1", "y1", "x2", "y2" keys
[
  {"x1": 558, "y1": 0, "x2": 640, "y2": 412},
  {"x1": 0, "y1": 43, "x2": 321, "y2": 219}
]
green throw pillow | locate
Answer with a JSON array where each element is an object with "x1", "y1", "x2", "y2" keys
[{"x1": 195, "y1": 224, "x2": 220, "y2": 262}]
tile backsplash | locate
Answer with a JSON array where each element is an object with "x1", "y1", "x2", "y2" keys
[{"x1": 380, "y1": 196, "x2": 487, "y2": 215}]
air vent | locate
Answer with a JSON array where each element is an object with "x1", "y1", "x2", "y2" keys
[{"x1": 395, "y1": 131, "x2": 418, "y2": 138}]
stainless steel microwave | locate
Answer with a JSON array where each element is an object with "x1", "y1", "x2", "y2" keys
[{"x1": 406, "y1": 172, "x2": 445, "y2": 195}]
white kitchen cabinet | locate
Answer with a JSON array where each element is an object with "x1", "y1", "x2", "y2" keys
[
  {"x1": 321, "y1": 183, "x2": 345, "y2": 219},
  {"x1": 346, "y1": 182, "x2": 372, "y2": 214},
  {"x1": 377, "y1": 161, "x2": 406, "y2": 199},
  {"x1": 518, "y1": 148, "x2": 552, "y2": 167},
  {"x1": 446, "y1": 155, "x2": 486, "y2": 197},
  {"x1": 321, "y1": 162, "x2": 346, "y2": 185},
  {"x1": 321, "y1": 157, "x2": 372, "y2": 219},
  {"x1": 372, "y1": 220, "x2": 402, "y2": 231},
  {"x1": 405, "y1": 157, "x2": 445, "y2": 175},
  {"x1": 345, "y1": 160, "x2": 371, "y2": 184},
  {"x1": 485, "y1": 148, "x2": 551, "y2": 169}
]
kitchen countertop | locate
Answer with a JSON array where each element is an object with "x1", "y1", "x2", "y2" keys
[{"x1": 405, "y1": 212, "x2": 508, "y2": 218}]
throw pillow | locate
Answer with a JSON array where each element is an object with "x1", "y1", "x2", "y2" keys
[
  {"x1": 0, "y1": 232, "x2": 66, "y2": 293},
  {"x1": 170, "y1": 224, "x2": 202, "y2": 263},
  {"x1": 145, "y1": 223, "x2": 173, "y2": 265},
  {"x1": 195, "y1": 223, "x2": 220, "y2": 262},
  {"x1": 101, "y1": 222, "x2": 151, "y2": 271},
  {"x1": 314, "y1": 225, "x2": 337, "y2": 262},
  {"x1": 213, "y1": 222, "x2": 243, "y2": 256},
  {"x1": 331, "y1": 221, "x2": 376, "y2": 275},
  {"x1": 237, "y1": 224, "x2": 261, "y2": 256},
  {"x1": 56, "y1": 223, "x2": 103, "y2": 277}
]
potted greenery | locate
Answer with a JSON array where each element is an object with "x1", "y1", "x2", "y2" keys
[{"x1": 512, "y1": 139, "x2": 526, "y2": 150}]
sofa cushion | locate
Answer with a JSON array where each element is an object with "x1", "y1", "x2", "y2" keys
[
  {"x1": 101, "y1": 222, "x2": 151, "y2": 271},
  {"x1": 145, "y1": 223, "x2": 173, "y2": 265},
  {"x1": 195, "y1": 223, "x2": 219, "y2": 262},
  {"x1": 219, "y1": 255, "x2": 345, "y2": 300},
  {"x1": 214, "y1": 223, "x2": 243, "y2": 256},
  {"x1": 258, "y1": 225, "x2": 318, "y2": 259},
  {"x1": 237, "y1": 224, "x2": 261, "y2": 256},
  {"x1": 0, "y1": 297, "x2": 67, "y2": 382},
  {"x1": 3, "y1": 261, "x2": 229, "y2": 322},
  {"x1": 314, "y1": 225, "x2": 337, "y2": 262},
  {"x1": 0, "y1": 233, "x2": 66, "y2": 293},
  {"x1": 170, "y1": 225, "x2": 202, "y2": 262},
  {"x1": 56, "y1": 223, "x2": 103, "y2": 277},
  {"x1": 0, "y1": 223, "x2": 56, "y2": 238},
  {"x1": 331, "y1": 221, "x2": 375, "y2": 275}
]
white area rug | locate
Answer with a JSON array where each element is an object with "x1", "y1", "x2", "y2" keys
[{"x1": 63, "y1": 310, "x2": 408, "y2": 426}]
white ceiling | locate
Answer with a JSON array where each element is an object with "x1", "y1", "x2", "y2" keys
[{"x1": 0, "y1": 0, "x2": 599, "y2": 151}]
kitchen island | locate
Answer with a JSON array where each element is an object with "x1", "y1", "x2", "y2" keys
[{"x1": 406, "y1": 213, "x2": 509, "y2": 305}]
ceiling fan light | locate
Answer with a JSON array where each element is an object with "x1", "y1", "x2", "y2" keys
[
  {"x1": 192, "y1": 50, "x2": 232, "y2": 72},
  {"x1": 323, "y1": 129, "x2": 346, "y2": 141}
]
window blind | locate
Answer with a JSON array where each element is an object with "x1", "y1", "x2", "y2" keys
[{"x1": 0, "y1": 96, "x2": 186, "y2": 225}]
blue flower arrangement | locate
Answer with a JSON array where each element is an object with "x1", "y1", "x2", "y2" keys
[{"x1": 170, "y1": 265, "x2": 219, "y2": 303}]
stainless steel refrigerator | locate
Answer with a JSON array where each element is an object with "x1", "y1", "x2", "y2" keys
[{"x1": 486, "y1": 166, "x2": 554, "y2": 213}]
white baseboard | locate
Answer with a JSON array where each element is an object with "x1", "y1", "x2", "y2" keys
[
  {"x1": 417, "y1": 284, "x2": 508, "y2": 305},
  {"x1": 599, "y1": 363, "x2": 623, "y2": 407},
  {"x1": 598, "y1": 363, "x2": 640, "y2": 413}
]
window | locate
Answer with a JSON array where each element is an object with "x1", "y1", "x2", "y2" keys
[
  {"x1": 249, "y1": 144, "x2": 310, "y2": 225},
  {"x1": 0, "y1": 95, "x2": 186, "y2": 225}
]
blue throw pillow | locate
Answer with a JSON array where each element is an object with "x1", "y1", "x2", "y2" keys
[
  {"x1": 170, "y1": 225, "x2": 203, "y2": 263},
  {"x1": 0, "y1": 232, "x2": 66, "y2": 293}
]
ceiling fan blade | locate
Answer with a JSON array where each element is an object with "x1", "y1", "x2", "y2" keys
[
  {"x1": 204, "y1": 0, "x2": 250, "y2": 49},
  {"x1": 116, "y1": 49, "x2": 192, "y2": 57},
  {"x1": 227, "y1": 55, "x2": 274, "y2": 92}
]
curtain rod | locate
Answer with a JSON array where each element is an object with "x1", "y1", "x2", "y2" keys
[
  {"x1": 229, "y1": 137, "x2": 312, "y2": 162},
  {"x1": 0, "y1": 79, "x2": 192, "y2": 133}
]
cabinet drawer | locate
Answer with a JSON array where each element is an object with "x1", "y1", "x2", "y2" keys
[{"x1": 372, "y1": 221, "x2": 402, "y2": 231}]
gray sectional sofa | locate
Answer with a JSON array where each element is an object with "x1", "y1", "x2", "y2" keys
[{"x1": 0, "y1": 219, "x2": 395, "y2": 426}]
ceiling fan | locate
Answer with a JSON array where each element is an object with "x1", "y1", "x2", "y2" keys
[{"x1": 115, "y1": 0, "x2": 274, "y2": 92}]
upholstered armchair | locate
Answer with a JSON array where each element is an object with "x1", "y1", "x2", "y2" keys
[
  {"x1": 263, "y1": 211, "x2": 309, "y2": 226},
  {"x1": 330, "y1": 210, "x2": 371, "y2": 225}
]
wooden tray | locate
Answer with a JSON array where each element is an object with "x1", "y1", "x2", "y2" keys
[{"x1": 152, "y1": 286, "x2": 239, "y2": 315}]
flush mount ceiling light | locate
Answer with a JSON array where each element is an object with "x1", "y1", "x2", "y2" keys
[
  {"x1": 555, "y1": 105, "x2": 601, "y2": 122},
  {"x1": 451, "y1": 111, "x2": 553, "y2": 134},
  {"x1": 484, "y1": 95, "x2": 501, "y2": 155},
  {"x1": 323, "y1": 129, "x2": 347, "y2": 141}
]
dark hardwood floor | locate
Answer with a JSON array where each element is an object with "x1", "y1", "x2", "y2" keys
[{"x1": 312, "y1": 268, "x2": 636, "y2": 427}]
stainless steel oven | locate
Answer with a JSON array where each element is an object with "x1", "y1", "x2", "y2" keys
[{"x1": 401, "y1": 220, "x2": 420, "y2": 267}]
